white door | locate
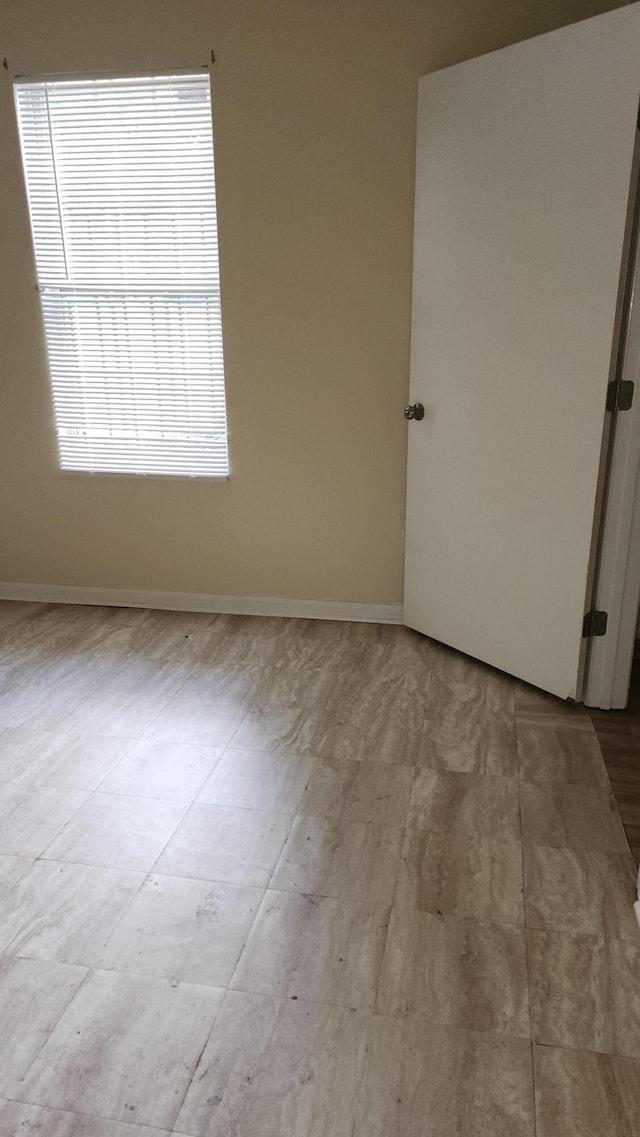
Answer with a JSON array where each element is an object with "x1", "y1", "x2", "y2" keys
[{"x1": 404, "y1": 4, "x2": 640, "y2": 700}]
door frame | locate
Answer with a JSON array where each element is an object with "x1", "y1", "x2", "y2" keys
[{"x1": 584, "y1": 141, "x2": 640, "y2": 709}]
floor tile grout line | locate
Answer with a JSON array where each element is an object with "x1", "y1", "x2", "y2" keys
[
  {"x1": 89, "y1": 743, "x2": 227, "y2": 806},
  {"x1": 3, "y1": 959, "x2": 93, "y2": 1100},
  {"x1": 514, "y1": 690, "x2": 541, "y2": 1137},
  {"x1": 29, "y1": 854, "x2": 165, "y2": 877},
  {"x1": 366, "y1": 755, "x2": 419, "y2": 1019},
  {"x1": 216, "y1": 634, "x2": 296, "y2": 754},
  {"x1": 13, "y1": 786, "x2": 96, "y2": 866},
  {"x1": 370, "y1": 886, "x2": 396, "y2": 1021},
  {"x1": 74, "y1": 783, "x2": 301, "y2": 811},
  {"x1": 224, "y1": 828, "x2": 299, "y2": 994},
  {"x1": 123, "y1": 797, "x2": 194, "y2": 882},
  {"x1": 2, "y1": 709, "x2": 174, "y2": 745},
  {"x1": 1, "y1": 1098, "x2": 175, "y2": 1134},
  {"x1": 346, "y1": 1007, "x2": 377, "y2": 1137},
  {"x1": 80, "y1": 863, "x2": 158, "y2": 972},
  {"x1": 33, "y1": 789, "x2": 190, "y2": 868},
  {"x1": 527, "y1": 1037, "x2": 640, "y2": 1060},
  {"x1": 0, "y1": 858, "x2": 151, "y2": 961},
  {"x1": 2, "y1": 950, "x2": 638, "y2": 1063},
  {"x1": 2, "y1": 950, "x2": 235, "y2": 995},
  {"x1": 520, "y1": 906, "x2": 639, "y2": 946},
  {"x1": 62, "y1": 732, "x2": 143, "y2": 797},
  {"x1": 528, "y1": 1039, "x2": 538, "y2": 1137},
  {"x1": 165, "y1": 986, "x2": 228, "y2": 1132},
  {"x1": 217, "y1": 644, "x2": 319, "y2": 991},
  {"x1": 10, "y1": 851, "x2": 630, "y2": 943},
  {"x1": 189, "y1": 978, "x2": 537, "y2": 1041},
  {"x1": 7, "y1": 765, "x2": 527, "y2": 801},
  {"x1": 0, "y1": 855, "x2": 35, "y2": 891},
  {"x1": 61, "y1": 643, "x2": 202, "y2": 747},
  {"x1": 0, "y1": 878, "x2": 534, "y2": 970}
]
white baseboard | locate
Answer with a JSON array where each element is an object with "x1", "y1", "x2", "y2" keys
[{"x1": 0, "y1": 581, "x2": 404, "y2": 625}]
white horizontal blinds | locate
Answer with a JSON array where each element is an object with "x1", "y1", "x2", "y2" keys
[{"x1": 14, "y1": 73, "x2": 229, "y2": 476}]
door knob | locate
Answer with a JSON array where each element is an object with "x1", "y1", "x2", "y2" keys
[{"x1": 404, "y1": 403, "x2": 425, "y2": 421}]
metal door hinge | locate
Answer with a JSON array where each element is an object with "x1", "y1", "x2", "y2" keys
[
  {"x1": 606, "y1": 379, "x2": 634, "y2": 412},
  {"x1": 582, "y1": 610, "x2": 608, "y2": 638}
]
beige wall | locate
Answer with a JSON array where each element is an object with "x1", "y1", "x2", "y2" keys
[{"x1": 0, "y1": 0, "x2": 624, "y2": 604}]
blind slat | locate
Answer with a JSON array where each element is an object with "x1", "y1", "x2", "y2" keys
[{"x1": 14, "y1": 72, "x2": 229, "y2": 478}]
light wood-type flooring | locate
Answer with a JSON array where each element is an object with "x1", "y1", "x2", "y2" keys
[{"x1": 0, "y1": 599, "x2": 638, "y2": 1136}]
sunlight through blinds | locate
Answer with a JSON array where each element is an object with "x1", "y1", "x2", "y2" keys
[{"x1": 14, "y1": 73, "x2": 229, "y2": 477}]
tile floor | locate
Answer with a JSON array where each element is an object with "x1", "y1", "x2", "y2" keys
[
  {"x1": 591, "y1": 641, "x2": 640, "y2": 863},
  {"x1": 0, "y1": 600, "x2": 637, "y2": 1136}
]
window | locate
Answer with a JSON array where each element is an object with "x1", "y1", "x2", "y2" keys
[{"x1": 14, "y1": 72, "x2": 229, "y2": 477}]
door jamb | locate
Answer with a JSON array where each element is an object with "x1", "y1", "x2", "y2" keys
[{"x1": 583, "y1": 134, "x2": 640, "y2": 708}]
